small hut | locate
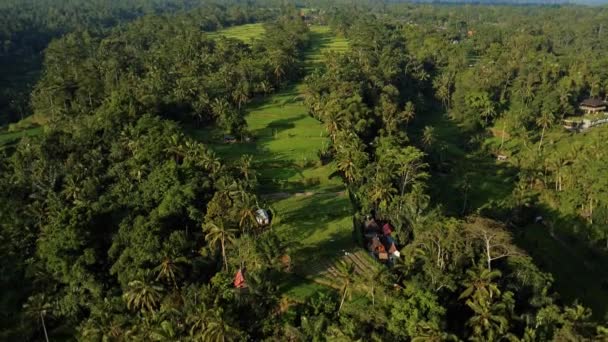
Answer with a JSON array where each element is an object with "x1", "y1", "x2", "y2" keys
[
  {"x1": 255, "y1": 209, "x2": 270, "y2": 226},
  {"x1": 234, "y1": 269, "x2": 247, "y2": 288},
  {"x1": 579, "y1": 98, "x2": 607, "y2": 114}
]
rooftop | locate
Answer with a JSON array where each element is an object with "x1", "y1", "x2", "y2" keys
[{"x1": 580, "y1": 98, "x2": 606, "y2": 108}]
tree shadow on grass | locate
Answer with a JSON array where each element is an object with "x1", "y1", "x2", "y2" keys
[
  {"x1": 251, "y1": 114, "x2": 307, "y2": 140},
  {"x1": 409, "y1": 100, "x2": 519, "y2": 217},
  {"x1": 271, "y1": 193, "x2": 355, "y2": 285},
  {"x1": 410, "y1": 101, "x2": 608, "y2": 319},
  {"x1": 512, "y1": 204, "x2": 608, "y2": 320}
]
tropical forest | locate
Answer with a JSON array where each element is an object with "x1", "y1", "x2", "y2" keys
[{"x1": 2, "y1": 0, "x2": 608, "y2": 341}]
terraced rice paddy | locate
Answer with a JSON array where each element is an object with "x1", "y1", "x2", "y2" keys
[
  {"x1": 207, "y1": 23, "x2": 265, "y2": 42},
  {"x1": 192, "y1": 25, "x2": 355, "y2": 299}
]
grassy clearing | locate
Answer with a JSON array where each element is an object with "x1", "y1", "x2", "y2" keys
[
  {"x1": 0, "y1": 126, "x2": 43, "y2": 146},
  {"x1": 207, "y1": 23, "x2": 265, "y2": 42},
  {"x1": 306, "y1": 26, "x2": 349, "y2": 69},
  {"x1": 190, "y1": 25, "x2": 352, "y2": 300}
]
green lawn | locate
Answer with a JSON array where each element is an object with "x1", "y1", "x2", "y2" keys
[
  {"x1": 207, "y1": 23, "x2": 266, "y2": 42},
  {"x1": 0, "y1": 126, "x2": 43, "y2": 146},
  {"x1": 190, "y1": 25, "x2": 353, "y2": 300},
  {"x1": 306, "y1": 26, "x2": 349, "y2": 69}
]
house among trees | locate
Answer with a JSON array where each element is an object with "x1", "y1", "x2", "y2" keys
[
  {"x1": 362, "y1": 217, "x2": 400, "y2": 264},
  {"x1": 579, "y1": 98, "x2": 607, "y2": 114},
  {"x1": 564, "y1": 98, "x2": 608, "y2": 131}
]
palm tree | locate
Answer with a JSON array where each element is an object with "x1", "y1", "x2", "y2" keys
[
  {"x1": 123, "y1": 279, "x2": 164, "y2": 313},
  {"x1": 359, "y1": 267, "x2": 391, "y2": 307},
  {"x1": 400, "y1": 101, "x2": 416, "y2": 126},
  {"x1": 164, "y1": 133, "x2": 184, "y2": 162},
  {"x1": 237, "y1": 194, "x2": 259, "y2": 233},
  {"x1": 200, "y1": 151, "x2": 222, "y2": 174},
  {"x1": 422, "y1": 126, "x2": 436, "y2": 152},
  {"x1": 325, "y1": 108, "x2": 345, "y2": 143},
  {"x1": 368, "y1": 171, "x2": 397, "y2": 212},
  {"x1": 536, "y1": 110, "x2": 555, "y2": 152},
  {"x1": 211, "y1": 98, "x2": 230, "y2": 121},
  {"x1": 466, "y1": 297, "x2": 509, "y2": 341},
  {"x1": 412, "y1": 322, "x2": 458, "y2": 342},
  {"x1": 204, "y1": 221, "x2": 237, "y2": 271},
  {"x1": 459, "y1": 267, "x2": 502, "y2": 302},
  {"x1": 395, "y1": 147, "x2": 428, "y2": 197},
  {"x1": 155, "y1": 256, "x2": 189, "y2": 289},
  {"x1": 334, "y1": 260, "x2": 356, "y2": 313},
  {"x1": 200, "y1": 308, "x2": 242, "y2": 342},
  {"x1": 187, "y1": 306, "x2": 209, "y2": 340},
  {"x1": 150, "y1": 320, "x2": 178, "y2": 341},
  {"x1": 459, "y1": 268, "x2": 509, "y2": 341},
  {"x1": 481, "y1": 102, "x2": 496, "y2": 126},
  {"x1": 236, "y1": 155, "x2": 255, "y2": 183},
  {"x1": 23, "y1": 294, "x2": 51, "y2": 342},
  {"x1": 232, "y1": 82, "x2": 249, "y2": 109},
  {"x1": 258, "y1": 80, "x2": 273, "y2": 95},
  {"x1": 433, "y1": 73, "x2": 452, "y2": 110},
  {"x1": 301, "y1": 315, "x2": 329, "y2": 341},
  {"x1": 336, "y1": 149, "x2": 360, "y2": 184}
]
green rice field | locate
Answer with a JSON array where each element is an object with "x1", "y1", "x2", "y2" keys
[
  {"x1": 0, "y1": 126, "x2": 42, "y2": 146},
  {"x1": 191, "y1": 25, "x2": 352, "y2": 300},
  {"x1": 207, "y1": 23, "x2": 266, "y2": 42}
]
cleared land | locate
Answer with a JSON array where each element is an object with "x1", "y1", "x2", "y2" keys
[
  {"x1": 207, "y1": 23, "x2": 265, "y2": 42},
  {"x1": 192, "y1": 25, "x2": 354, "y2": 299},
  {"x1": 0, "y1": 126, "x2": 42, "y2": 146}
]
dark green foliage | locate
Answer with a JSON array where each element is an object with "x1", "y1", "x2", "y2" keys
[
  {"x1": 3, "y1": 2, "x2": 608, "y2": 341},
  {"x1": 0, "y1": 0, "x2": 276, "y2": 125}
]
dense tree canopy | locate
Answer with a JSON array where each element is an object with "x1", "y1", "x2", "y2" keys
[{"x1": 2, "y1": 1, "x2": 608, "y2": 341}]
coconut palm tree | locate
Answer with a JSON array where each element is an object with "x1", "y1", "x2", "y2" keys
[
  {"x1": 412, "y1": 321, "x2": 458, "y2": 342},
  {"x1": 466, "y1": 297, "x2": 509, "y2": 341},
  {"x1": 459, "y1": 267, "x2": 502, "y2": 302},
  {"x1": 481, "y1": 102, "x2": 496, "y2": 126},
  {"x1": 400, "y1": 101, "x2": 416, "y2": 127},
  {"x1": 236, "y1": 155, "x2": 255, "y2": 183},
  {"x1": 536, "y1": 110, "x2": 555, "y2": 152},
  {"x1": 368, "y1": 171, "x2": 397, "y2": 211},
  {"x1": 237, "y1": 194, "x2": 259, "y2": 233},
  {"x1": 23, "y1": 294, "x2": 52, "y2": 342},
  {"x1": 155, "y1": 256, "x2": 189, "y2": 289},
  {"x1": 301, "y1": 315, "x2": 329, "y2": 341},
  {"x1": 459, "y1": 268, "x2": 509, "y2": 340},
  {"x1": 232, "y1": 82, "x2": 250, "y2": 109},
  {"x1": 334, "y1": 260, "x2": 356, "y2": 313},
  {"x1": 204, "y1": 221, "x2": 237, "y2": 271},
  {"x1": 123, "y1": 279, "x2": 164, "y2": 313},
  {"x1": 422, "y1": 126, "x2": 436, "y2": 152},
  {"x1": 200, "y1": 308, "x2": 242, "y2": 342}
]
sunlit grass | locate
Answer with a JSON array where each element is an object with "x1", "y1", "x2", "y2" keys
[
  {"x1": 207, "y1": 23, "x2": 265, "y2": 43},
  {"x1": 0, "y1": 126, "x2": 42, "y2": 146},
  {"x1": 190, "y1": 25, "x2": 354, "y2": 300}
]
